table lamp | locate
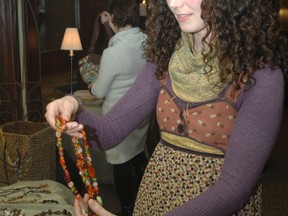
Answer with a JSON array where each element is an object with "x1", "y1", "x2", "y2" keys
[
  {"x1": 139, "y1": 0, "x2": 147, "y2": 17},
  {"x1": 61, "y1": 27, "x2": 83, "y2": 94}
]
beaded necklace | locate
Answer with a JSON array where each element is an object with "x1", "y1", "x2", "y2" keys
[
  {"x1": 1, "y1": 193, "x2": 41, "y2": 204},
  {"x1": 55, "y1": 116, "x2": 102, "y2": 214},
  {"x1": 0, "y1": 184, "x2": 50, "y2": 204},
  {"x1": 34, "y1": 209, "x2": 72, "y2": 216},
  {"x1": 0, "y1": 208, "x2": 72, "y2": 216},
  {"x1": 0, "y1": 207, "x2": 25, "y2": 216}
]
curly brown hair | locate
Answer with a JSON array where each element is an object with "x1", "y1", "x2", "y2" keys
[
  {"x1": 108, "y1": 0, "x2": 139, "y2": 28},
  {"x1": 144, "y1": 0, "x2": 288, "y2": 91}
]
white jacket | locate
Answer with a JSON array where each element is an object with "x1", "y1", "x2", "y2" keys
[{"x1": 91, "y1": 27, "x2": 148, "y2": 164}]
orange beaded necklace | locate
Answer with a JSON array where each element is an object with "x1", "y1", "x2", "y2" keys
[{"x1": 55, "y1": 116, "x2": 102, "y2": 214}]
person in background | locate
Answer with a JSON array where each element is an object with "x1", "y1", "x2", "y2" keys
[
  {"x1": 46, "y1": 0, "x2": 288, "y2": 215},
  {"x1": 88, "y1": 0, "x2": 149, "y2": 215}
]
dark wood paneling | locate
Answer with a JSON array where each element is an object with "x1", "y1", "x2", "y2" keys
[
  {"x1": 45, "y1": 0, "x2": 75, "y2": 51},
  {"x1": 40, "y1": 0, "x2": 109, "y2": 90},
  {"x1": 0, "y1": 0, "x2": 42, "y2": 124},
  {"x1": 41, "y1": 50, "x2": 78, "y2": 75},
  {"x1": 76, "y1": 0, "x2": 107, "y2": 89},
  {"x1": 0, "y1": 0, "x2": 22, "y2": 124},
  {"x1": 24, "y1": 0, "x2": 42, "y2": 121}
]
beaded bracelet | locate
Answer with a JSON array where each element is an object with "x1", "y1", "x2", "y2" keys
[
  {"x1": 55, "y1": 116, "x2": 102, "y2": 215},
  {"x1": 0, "y1": 184, "x2": 51, "y2": 204},
  {"x1": 0, "y1": 208, "x2": 73, "y2": 216},
  {"x1": 0, "y1": 207, "x2": 25, "y2": 216},
  {"x1": 1, "y1": 193, "x2": 41, "y2": 204},
  {"x1": 41, "y1": 199, "x2": 59, "y2": 204},
  {"x1": 33, "y1": 209, "x2": 72, "y2": 216}
]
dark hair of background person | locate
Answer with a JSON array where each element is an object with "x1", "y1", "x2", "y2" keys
[
  {"x1": 144, "y1": 0, "x2": 288, "y2": 93},
  {"x1": 108, "y1": 0, "x2": 140, "y2": 28}
]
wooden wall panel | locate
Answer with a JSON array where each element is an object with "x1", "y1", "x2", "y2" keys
[
  {"x1": 24, "y1": 0, "x2": 42, "y2": 121},
  {"x1": 0, "y1": 0, "x2": 42, "y2": 124},
  {"x1": 0, "y1": 0, "x2": 22, "y2": 124}
]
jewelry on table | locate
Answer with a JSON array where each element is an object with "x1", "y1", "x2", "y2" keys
[
  {"x1": 0, "y1": 207, "x2": 25, "y2": 216},
  {"x1": 41, "y1": 199, "x2": 59, "y2": 204},
  {"x1": 0, "y1": 184, "x2": 49, "y2": 197},
  {"x1": 0, "y1": 208, "x2": 72, "y2": 216},
  {"x1": 0, "y1": 193, "x2": 41, "y2": 204},
  {"x1": 55, "y1": 116, "x2": 103, "y2": 215},
  {"x1": 33, "y1": 209, "x2": 72, "y2": 216},
  {"x1": 0, "y1": 184, "x2": 50, "y2": 204}
]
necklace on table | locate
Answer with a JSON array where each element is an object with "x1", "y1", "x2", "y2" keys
[
  {"x1": 55, "y1": 116, "x2": 102, "y2": 215},
  {"x1": 0, "y1": 184, "x2": 50, "y2": 204},
  {"x1": 0, "y1": 193, "x2": 41, "y2": 204},
  {"x1": 0, "y1": 207, "x2": 25, "y2": 216},
  {"x1": 33, "y1": 209, "x2": 72, "y2": 216}
]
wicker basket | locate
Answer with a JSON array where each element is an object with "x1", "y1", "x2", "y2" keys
[{"x1": 0, "y1": 121, "x2": 56, "y2": 185}]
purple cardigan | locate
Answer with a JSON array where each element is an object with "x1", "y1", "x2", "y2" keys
[{"x1": 77, "y1": 62, "x2": 284, "y2": 215}]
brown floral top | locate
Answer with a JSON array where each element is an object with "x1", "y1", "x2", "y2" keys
[{"x1": 157, "y1": 80, "x2": 241, "y2": 155}]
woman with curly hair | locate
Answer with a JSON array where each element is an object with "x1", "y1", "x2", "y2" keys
[{"x1": 46, "y1": 0, "x2": 287, "y2": 215}]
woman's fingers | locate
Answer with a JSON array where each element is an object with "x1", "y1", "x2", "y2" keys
[
  {"x1": 100, "y1": 11, "x2": 111, "y2": 24},
  {"x1": 45, "y1": 99, "x2": 62, "y2": 130},
  {"x1": 45, "y1": 96, "x2": 79, "y2": 130},
  {"x1": 74, "y1": 194, "x2": 116, "y2": 216},
  {"x1": 74, "y1": 198, "x2": 88, "y2": 216},
  {"x1": 64, "y1": 122, "x2": 84, "y2": 138},
  {"x1": 88, "y1": 199, "x2": 116, "y2": 216}
]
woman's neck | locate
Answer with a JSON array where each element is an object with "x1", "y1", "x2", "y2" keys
[
  {"x1": 193, "y1": 27, "x2": 211, "y2": 52},
  {"x1": 116, "y1": 25, "x2": 133, "y2": 33}
]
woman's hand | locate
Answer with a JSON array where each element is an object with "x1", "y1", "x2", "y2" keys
[
  {"x1": 75, "y1": 194, "x2": 116, "y2": 216},
  {"x1": 100, "y1": 11, "x2": 112, "y2": 24},
  {"x1": 45, "y1": 95, "x2": 84, "y2": 138},
  {"x1": 100, "y1": 11, "x2": 117, "y2": 33}
]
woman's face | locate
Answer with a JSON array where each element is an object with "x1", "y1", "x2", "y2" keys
[{"x1": 166, "y1": 0, "x2": 206, "y2": 35}]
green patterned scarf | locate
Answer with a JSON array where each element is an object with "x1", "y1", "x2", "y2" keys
[{"x1": 169, "y1": 32, "x2": 229, "y2": 102}]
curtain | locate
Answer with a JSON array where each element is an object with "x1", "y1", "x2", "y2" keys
[{"x1": 0, "y1": 0, "x2": 42, "y2": 124}]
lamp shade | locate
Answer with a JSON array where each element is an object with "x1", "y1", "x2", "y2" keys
[
  {"x1": 139, "y1": 0, "x2": 147, "y2": 17},
  {"x1": 61, "y1": 28, "x2": 83, "y2": 51},
  {"x1": 279, "y1": 8, "x2": 288, "y2": 23}
]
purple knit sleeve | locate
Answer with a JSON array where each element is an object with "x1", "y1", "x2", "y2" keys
[
  {"x1": 76, "y1": 62, "x2": 160, "y2": 151},
  {"x1": 166, "y1": 67, "x2": 285, "y2": 216}
]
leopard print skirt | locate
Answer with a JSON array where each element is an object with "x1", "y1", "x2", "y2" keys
[{"x1": 133, "y1": 143, "x2": 262, "y2": 216}]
